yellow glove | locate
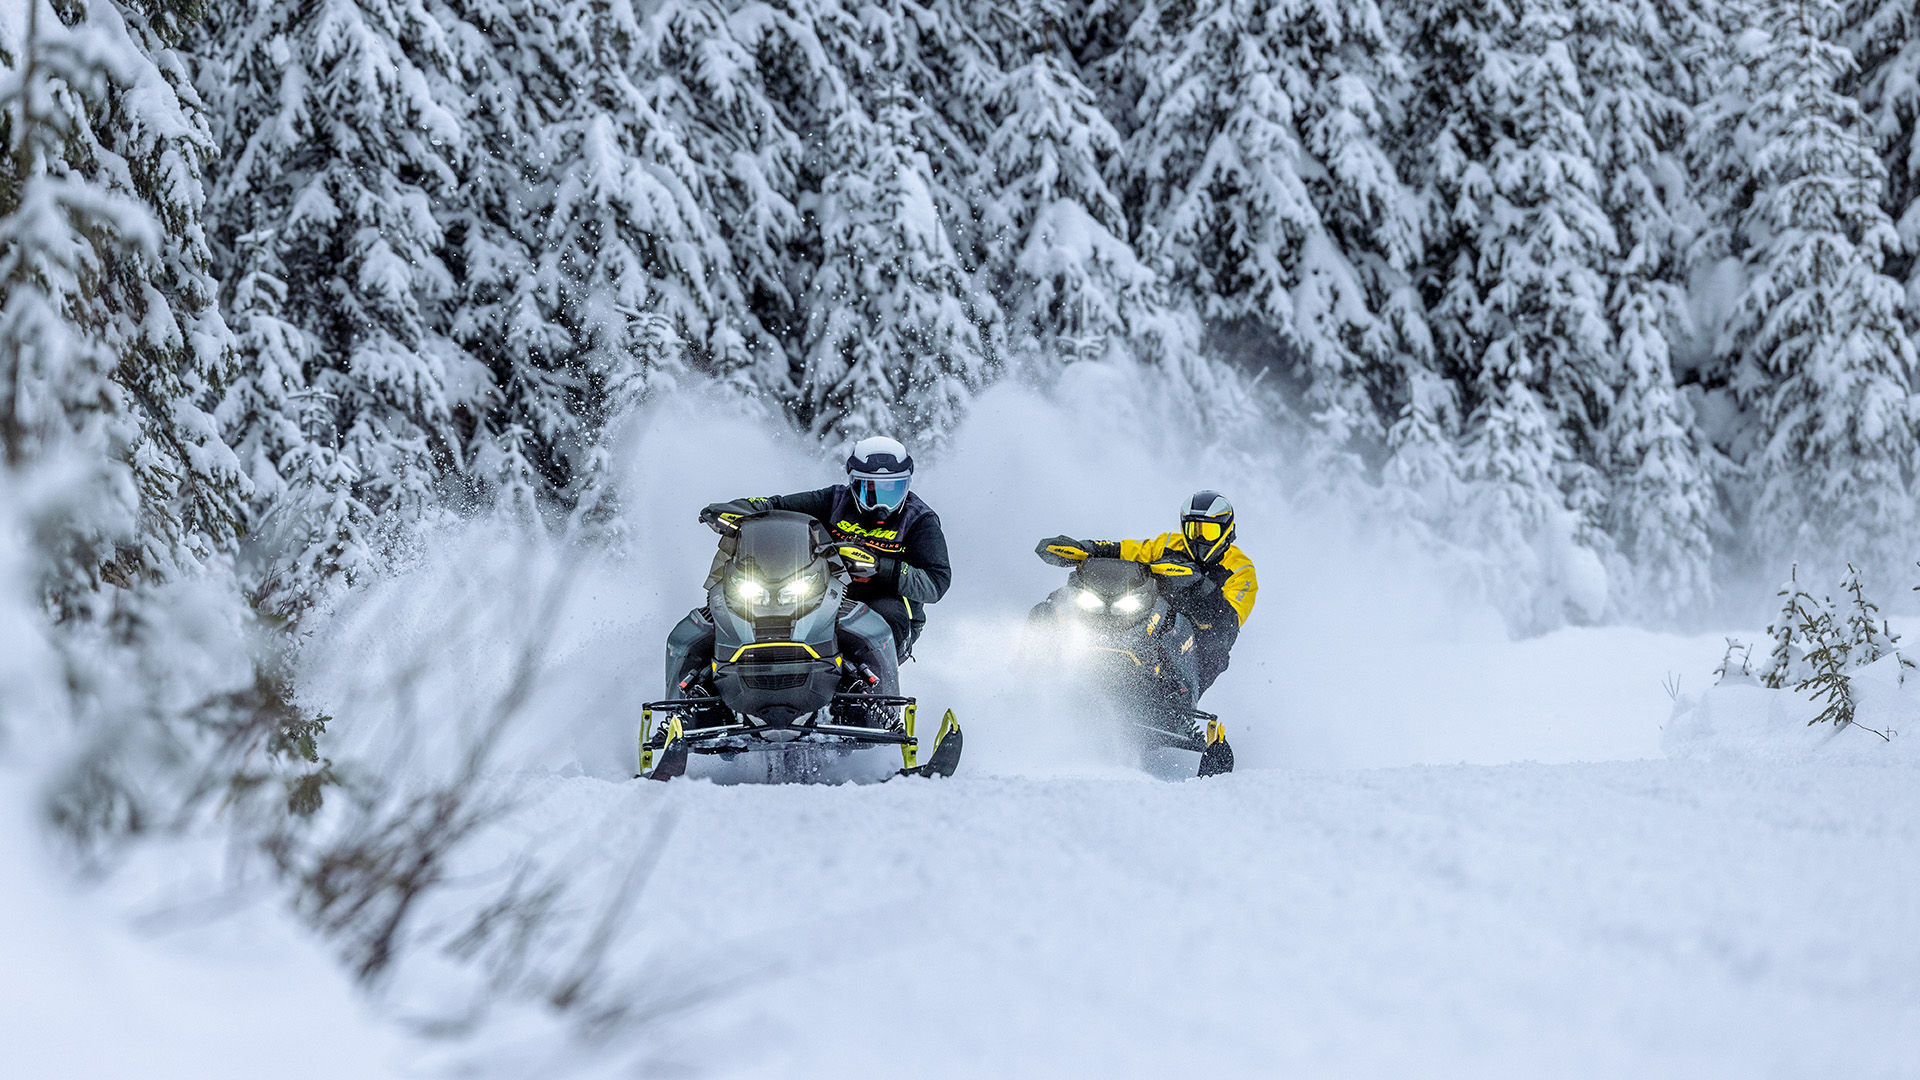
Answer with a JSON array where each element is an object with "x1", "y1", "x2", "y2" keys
[
  {"x1": 1036, "y1": 536, "x2": 1091, "y2": 567},
  {"x1": 836, "y1": 543, "x2": 879, "y2": 579}
]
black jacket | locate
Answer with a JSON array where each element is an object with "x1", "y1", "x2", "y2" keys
[{"x1": 720, "y1": 486, "x2": 951, "y2": 611}]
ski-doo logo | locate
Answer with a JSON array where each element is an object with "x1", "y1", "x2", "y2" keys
[{"x1": 834, "y1": 519, "x2": 900, "y2": 543}]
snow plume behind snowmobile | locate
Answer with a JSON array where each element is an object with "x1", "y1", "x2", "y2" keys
[
  {"x1": 1029, "y1": 556, "x2": 1233, "y2": 778},
  {"x1": 642, "y1": 509, "x2": 960, "y2": 784}
]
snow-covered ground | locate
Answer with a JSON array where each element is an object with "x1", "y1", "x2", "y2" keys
[
  {"x1": 283, "y1": 388, "x2": 1920, "y2": 1077},
  {"x1": 479, "y1": 752, "x2": 1918, "y2": 1079},
  {"x1": 11, "y1": 386, "x2": 1915, "y2": 1079},
  {"x1": 0, "y1": 786, "x2": 414, "y2": 1080}
]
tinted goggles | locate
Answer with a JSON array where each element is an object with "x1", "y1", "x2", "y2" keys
[{"x1": 1183, "y1": 519, "x2": 1224, "y2": 543}]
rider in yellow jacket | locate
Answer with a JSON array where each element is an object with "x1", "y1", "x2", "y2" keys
[{"x1": 1037, "y1": 490, "x2": 1255, "y2": 693}]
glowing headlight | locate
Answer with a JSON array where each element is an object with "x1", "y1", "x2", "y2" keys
[
  {"x1": 778, "y1": 573, "x2": 823, "y2": 604},
  {"x1": 730, "y1": 576, "x2": 768, "y2": 604},
  {"x1": 1112, "y1": 591, "x2": 1147, "y2": 615},
  {"x1": 1074, "y1": 589, "x2": 1105, "y2": 611}
]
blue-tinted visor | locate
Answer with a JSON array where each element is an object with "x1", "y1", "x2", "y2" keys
[{"x1": 851, "y1": 472, "x2": 910, "y2": 514}]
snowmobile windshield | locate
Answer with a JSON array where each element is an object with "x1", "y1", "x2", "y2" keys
[
  {"x1": 1068, "y1": 559, "x2": 1157, "y2": 628},
  {"x1": 725, "y1": 511, "x2": 831, "y2": 615},
  {"x1": 850, "y1": 472, "x2": 910, "y2": 514}
]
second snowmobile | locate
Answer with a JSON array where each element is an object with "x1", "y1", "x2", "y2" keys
[
  {"x1": 1028, "y1": 554, "x2": 1234, "y2": 777},
  {"x1": 641, "y1": 509, "x2": 961, "y2": 784}
]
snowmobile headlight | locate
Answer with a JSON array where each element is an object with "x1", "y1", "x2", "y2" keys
[
  {"x1": 778, "y1": 572, "x2": 823, "y2": 604},
  {"x1": 730, "y1": 576, "x2": 769, "y2": 605},
  {"x1": 1112, "y1": 591, "x2": 1147, "y2": 615},
  {"x1": 1074, "y1": 589, "x2": 1105, "y2": 611}
]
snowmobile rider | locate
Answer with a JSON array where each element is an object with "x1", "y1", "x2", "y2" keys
[
  {"x1": 698, "y1": 435, "x2": 951, "y2": 659},
  {"x1": 1036, "y1": 490, "x2": 1256, "y2": 694}
]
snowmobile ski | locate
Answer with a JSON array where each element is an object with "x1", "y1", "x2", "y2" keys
[
  {"x1": 639, "y1": 709, "x2": 691, "y2": 782},
  {"x1": 1196, "y1": 716, "x2": 1234, "y2": 778},
  {"x1": 897, "y1": 707, "x2": 963, "y2": 779},
  {"x1": 637, "y1": 693, "x2": 932, "y2": 782}
]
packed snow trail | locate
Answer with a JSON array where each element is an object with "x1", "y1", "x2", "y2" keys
[{"x1": 438, "y1": 758, "x2": 1919, "y2": 1079}]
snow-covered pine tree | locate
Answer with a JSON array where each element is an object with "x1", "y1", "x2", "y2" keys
[
  {"x1": 1761, "y1": 563, "x2": 1813, "y2": 687},
  {"x1": 1403, "y1": 0, "x2": 1619, "y2": 624},
  {"x1": 1121, "y1": 0, "x2": 1424, "y2": 475},
  {"x1": 0, "y1": 0, "x2": 324, "y2": 858},
  {"x1": 1, "y1": 0, "x2": 245, "y2": 613},
  {"x1": 218, "y1": 227, "x2": 372, "y2": 615},
  {"x1": 873, "y1": 0, "x2": 1008, "y2": 278},
  {"x1": 199, "y1": 0, "x2": 481, "y2": 610},
  {"x1": 443, "y1": 0, "x2": 731, "y2": 525},
  {"x1": 1836, "y1": 561, "x2": 1905, "y2": 669},
  {"x1": 800, "y1": 89, "x2": 990, "y2": 442},
  {"x1": 1575, "y1": 0, "x2": 1719, "y2": 618},
  {"x1": 1845, "y1": 0, "x2": 1920, "y2": 307},
  {"x1": 432, "y1": 0, "x2": 561, "y2": 522},
  {"x1": 636, "y1": 0, "x2": 805, "y2": 405},
  {"x1": 983, "y1": 44, "x2": 1144, "y2": 373},
  {"x1": 1708, "y1": 0, "x2": 1919, "y2": 576}
]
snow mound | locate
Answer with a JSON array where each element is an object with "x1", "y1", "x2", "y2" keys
[{"x1": 1665, "y1": 655, "x2": 1920, "y2": 765}]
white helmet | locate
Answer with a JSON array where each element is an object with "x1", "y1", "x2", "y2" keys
[{"x1": 846, "y1": 435, "x2": 913, "y2": 515}]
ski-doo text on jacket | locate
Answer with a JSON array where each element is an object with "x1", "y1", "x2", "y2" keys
[{"x1": 714, "y1": 486, "x2": 951, "y2": 654}]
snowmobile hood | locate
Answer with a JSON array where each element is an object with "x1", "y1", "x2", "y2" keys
[
  {"x1": 1071, "y1": 558, "x2": 1152, "y2": 599},
  {"x1": 730, "y1": 510, "x2": 832, "y2": 583}
]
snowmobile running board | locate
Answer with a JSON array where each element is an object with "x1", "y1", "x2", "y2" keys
[
  {"x1": 1134, "y1": 709, "x2": 1234, "y2": 778},
  {"x1": 638, "y1": 696, "x2": 962, "y2": 781},
  {"x1": 1134, "y1": 706, "x2": 1221, "y2": 753}
]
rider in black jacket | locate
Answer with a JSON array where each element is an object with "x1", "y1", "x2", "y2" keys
[{"x1": 697, "y1": 435, "x2": 951, "y2": 658}]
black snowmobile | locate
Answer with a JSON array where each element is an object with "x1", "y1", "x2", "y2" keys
[
  {"x1": 640, "y1": 509, "x2": 961, "y2": 783},
  {"x1": 1028, "y1": 555, "x2": 1234, "y2": 778}
]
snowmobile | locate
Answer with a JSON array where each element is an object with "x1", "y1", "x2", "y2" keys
[
  {"x1": 1028, "y1": 556, "x2": 1234, "y2": 778},
  {"x1": 639, "y1": 509, "x2": 962, "y2": 783}
]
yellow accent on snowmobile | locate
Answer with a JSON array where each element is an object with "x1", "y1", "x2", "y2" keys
[
  {"x1": 1046, "y1": 543, "x2": 1090, "y2": 562},
  {"x1": 932, "y1": 709, "x2": 958, "y2": 752},
  {"x1": 1148, "y1": 561, "x2": 1196, "y2": 577},
  {"x1": 1206, "y1": 718, "x2": 1227, "y2": 746},
  {"x1": 640, "y1": 710, "x2": 687, "y2": 774},
  {"x1": 901, "y1": 702, "x2": 919, "y2": 770},
  {"x1": 726, "y1": 641, "x2": 823, "y2": 662}
]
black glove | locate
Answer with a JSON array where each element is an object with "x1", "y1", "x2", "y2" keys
[
  {"x1": 1036, "y1": 536, "x2": 1092, "y2": 567},
  {"x1": 836, "y1": 542, "x2": 880, "y2": 579},
  {"x1": 699, "y1": 500, "x2": 754, "y2": 534}
]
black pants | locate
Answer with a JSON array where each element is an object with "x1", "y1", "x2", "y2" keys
[
  {"x1": 1193, "y1": 623, "x2": 1236, "y2": 696},
  {"x1": 862, "y1": 596, "x2": 922, "y2": 660}
]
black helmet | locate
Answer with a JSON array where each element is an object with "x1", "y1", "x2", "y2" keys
[
  {"x1": 1180, "y1": 490, "x2": 1235, "y2": 564},
  {"x1": 846, "y1": 435, "x2": 913, "y2": 516}
]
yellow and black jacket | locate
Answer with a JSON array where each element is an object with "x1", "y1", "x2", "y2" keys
[{"x1": 1082, "y1": 533, "x2": 1256, "y2": 638}]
